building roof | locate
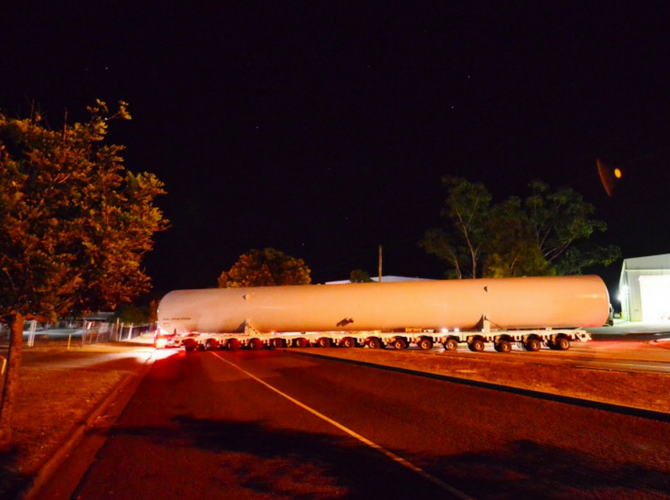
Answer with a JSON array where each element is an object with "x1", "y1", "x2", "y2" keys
[
  {"x1": 326, "y1": 275, "x2": 433, "y2": 285},
  {"x1": 622, "y1": 253, "x2": 670, "y2": 271}
]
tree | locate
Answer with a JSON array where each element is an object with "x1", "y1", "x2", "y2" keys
[
  {"x1": 525, "y1": 180, "x2": 620, "y2": 273},
  {"x1": 0, "y1": 101, "x2": 168, "y2": 449},
  {"x1": 419, "y1": 177, "x2": 492, "y2": 278},
  {"x1": 421, "y1": 177, "x2": 619, "y2": 279},
  {"x1": 481, "y1": 196, "x2": 554, "y2": 278},
  {"x1": 349, "y1": 269, "x2": 373, "y2": 283},
  {"x1": 115, "y1": 304, "x2": 151, "y2": 325},
  {"x1": 218, "y1": 248, "x2": 311, "y2": 287}
]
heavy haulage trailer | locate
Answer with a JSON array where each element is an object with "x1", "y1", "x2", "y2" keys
[{"x1": 155, "y1": 275, "x2": 608, "y2": 353}]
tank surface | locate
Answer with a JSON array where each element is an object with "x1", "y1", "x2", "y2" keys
[{"x1": 157, "y1": 275, "x2": 610, "y2": 335}]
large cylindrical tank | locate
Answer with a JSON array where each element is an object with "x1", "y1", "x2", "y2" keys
[{"x1": 157, "y1": 275, "x2": 609, "y2": 335}]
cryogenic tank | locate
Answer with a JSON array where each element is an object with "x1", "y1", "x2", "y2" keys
[{"x1": 157, "y1": 275, "x2": 609, "y2": 335}]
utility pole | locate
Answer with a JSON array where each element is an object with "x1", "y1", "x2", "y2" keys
[{"x1": 378, "y1": 245, "x2": 383, "y2": 283}]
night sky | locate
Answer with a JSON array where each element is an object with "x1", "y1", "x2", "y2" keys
[{"x1": 2, "y1": 3, "x2": 670, "y2": 298}]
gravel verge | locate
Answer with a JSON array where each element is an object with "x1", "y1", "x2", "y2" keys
[
  {"x1": 0, "y1": 340, "x2": 154, "y2": 499},
  {"x1": 287, "y1": 344, "x2": 670, "y2": 414}
]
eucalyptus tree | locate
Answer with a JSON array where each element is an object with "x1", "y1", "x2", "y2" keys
[{"x1": 421, "y1": 177, "x2": 619, "y2": 279}]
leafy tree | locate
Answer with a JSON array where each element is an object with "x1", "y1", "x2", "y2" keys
[
  {"x1": 148, "y1": 299, "x2": 159, "y2": 324},
  {"x1": 553, "y1": 242, "x2": 621, "y2": 275},
  {"x1": 421, "y1": 177, "x2": 619, "y2": 279},
  {"x1": 0, "y1": 101, "x2": 167, "y2": 449},
  {"x1": 115, "y1": 304, "x2": 151, "y2": 325},
  {"x1": 218, "y1": 248, "x2": 311, "y2": 287},
  {"x1": 482, "y1": 197, "x2": 554, "y2": 278},
  {"x1": 419, "y1": 177, "x2": 492, "y2": 278},
  {"x1": 525, "y1": 180, "x2": 621, "y2": 272},
  {"x1": 349, "y1": 269, "x2": 373, "y2": 283}
]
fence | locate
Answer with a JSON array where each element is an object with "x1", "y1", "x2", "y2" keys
[{"x1": 0, "y1": 320, "x2": 154, "y2": 348}]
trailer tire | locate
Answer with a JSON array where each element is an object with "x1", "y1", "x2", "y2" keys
[
  {"x1": 226, "y1": 338, "x2": 241, "y2": 350},
  {"x1": 293, "y1": 337, "x2": 308, "y2": 348},
  {"x1": 318, "y1": 337, "x2": 332, "y2": 348},
  {"x1": 366, "y1": 337, "x2": 382, "y2": 349},
  {"x1": 523, "y1": 337, "x2": 542, "y2": 352},
  {"x1": 494, "y1": 339, "x2": 512, "y2": 353},
  {"x1": 249, "y1": 338, "x2": 264, "y2": 350},
  {"x1": 417, "y1": 337, "x2": 433, "y2": 350},
  {"x1": 468, "y1": 338, "x2": 485, "y2": 352},
  {"x1": 555, "y1": 336, "x2": 570, "y2": 350},
  {"x1": 340, "y1": 337, "x2": 356, "y2": 348},
  {"x1": 443, "y1": 338, "x2": 458, "y2": 351},
  {"x1": 271, "y1": 338, "x2": 286, "y2": 348},
  {"x1": 392, "y1": 338, "x2": 408, "y2": 350},
  {"x1": 204, "y1": 339, "x2": 219, "y2": 351}
]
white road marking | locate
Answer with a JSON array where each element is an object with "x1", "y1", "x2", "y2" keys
[{"x1": 212, "y1": 352, "x2": 476, "y2": 500}]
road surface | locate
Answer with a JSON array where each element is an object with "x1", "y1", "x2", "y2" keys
[
  {"x1": 44, "y1": 348, "x2": 670, "y2": 499},
  {"x1": 425, "y1": 338, "x2": 670, "y2": 374}
]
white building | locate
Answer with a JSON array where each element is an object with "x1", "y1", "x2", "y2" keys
[
  {"x1": 326, "y1": 275, "x2": 433, "y2": 285},
  {"x1": 619, "y1": 253, "x2": 670, "y2": 322}
]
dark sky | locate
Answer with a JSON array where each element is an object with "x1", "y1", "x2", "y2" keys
[{"x1": 2, "y1": 2, "x2": 670, "y2": 297}]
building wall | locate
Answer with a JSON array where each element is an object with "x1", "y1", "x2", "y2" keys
[{"x1": 619, "y1": 254, "x2": 670, "y2": 322}]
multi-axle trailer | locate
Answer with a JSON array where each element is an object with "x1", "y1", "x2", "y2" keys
[
  {"x1": 172, "y1": 323, "x2": 591, "y2": 353},
  {"x1": 155, "y1": 275, "x2": 608, "y2": 353}
]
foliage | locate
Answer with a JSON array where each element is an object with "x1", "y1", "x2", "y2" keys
[
  {"x1": 524, "y1": 180, "x2": 620, "y2": 270},
  {"x1": 0, "y1": 100, "x2": 167, "y2": 320},
  {"x1": 349, "y1": 269, "x2": 373, "y2": 283},
  {"x1": 114, "y1": 304, "x2": 151, "y2": 324},
  {"x1": 419, "y1": 177, "x2": 492, "y2": 278},
  {"x1": 0, "y1": 101, "x2": 167, "y2": 449},
  {"x1": 482, "y1": 196, "x2": 555, "y2": 278},
  {"x1": 218, "y1": 248, "x2": 311, "y2": 287},
  {"x1": 420, "y1": 177, "x2": 619, "y2": 279}
]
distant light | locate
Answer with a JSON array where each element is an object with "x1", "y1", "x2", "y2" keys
[
  {"x1": 614, "y1": 168, "x2": 622, "y2": 179},
  {"x1": 441, "y1": 328, "x2": 449, "y2": 334},
  {"x1": 454, "y1": 328, "x2": 460, "y2": 333}
]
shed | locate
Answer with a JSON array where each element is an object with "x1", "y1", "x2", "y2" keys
[{"x1": 619, "y1": 253, "x2": 670, "y2": 322}]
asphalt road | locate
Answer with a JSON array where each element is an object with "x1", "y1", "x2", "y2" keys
[
  {"x1": 427, "y1": 338, "x2": 670, "y2": 374},
  {"x1": 44, "y1": 348, "x2": 670, "y2": 499}
]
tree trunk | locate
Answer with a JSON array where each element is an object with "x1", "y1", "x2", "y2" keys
[{"x1": 0, "y1": 313, "x2": 25, "y2": 451}]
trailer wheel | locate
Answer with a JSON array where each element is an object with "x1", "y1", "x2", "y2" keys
[
  {"x1": 392, "y1": 338, "x2": 408, "y2": 350},
  {"x1": 555, "y1": 336, "x2": 570, "y2": 350},
  {"x1": 204, "y1": 339, "x2": 219, "y2": 351},
  {"x1": 318, "y1": 337, "x2": 332, "y2": 348},
  {"x1": 226, "y1": 338, "x2": 241, "y2": 350},
  {"x1": 271, "y1": 338, "x2": 286, "y2": 348},
  {"x1": 494, "y1": 339, "x2": 512, "y2": 353},
  {"x1": 293, "y1": 337, "x2": 308, "y2": 348},
  {"x1": 366, "y1": 337, "x2": 382, "y2": 349},
  {"x1": 183, "y1": 338, "x2": 198, "y2": 352},
  {"x1": 417, "y1": 337, "x2": 433, "y2": 350},
  {"x1": 340, "y1": 337, "x2": 356, "y2": 348},
  {"x1": 249, "y1": 338, "x2": 264, "y2": 350},
  {"x1": 443, "y1": 338, "x2": 458, "y2": 351},
  {"x1": 468, "y1": 338, "x2": 485, "y2": 352},
  {"x1": 523, "y1": 337, "x2": 541, "y2": 352}
]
